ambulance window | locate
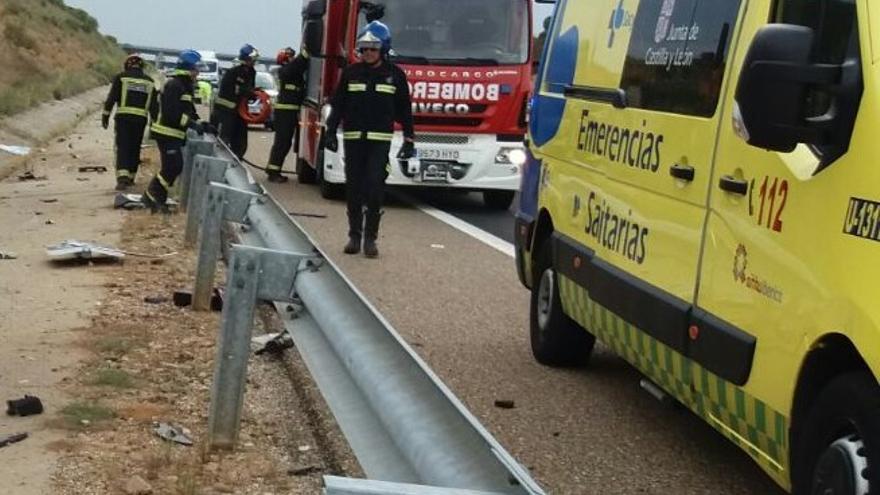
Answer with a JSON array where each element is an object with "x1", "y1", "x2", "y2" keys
[
  {"x1": 539, "y1": 0, "x2": 571, "y2": 94},
  {"x1": 620, "y1": 0, "x2": 742, "y2": 117},
  {"x1": 774, "y1": 0, "x2": 858, "y2": 117}
]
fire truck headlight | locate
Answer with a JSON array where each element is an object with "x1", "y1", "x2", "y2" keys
[
  {"x1": 320, "y1": 104, "x2": 333, "y2": 125},
  {"x1": 496, "y1": 147, "x2": 527, "y2": 167}
]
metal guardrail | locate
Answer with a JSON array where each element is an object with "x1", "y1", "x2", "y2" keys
[{"x1": 181, "y1": 134, "x2": 545, "y2": 495}]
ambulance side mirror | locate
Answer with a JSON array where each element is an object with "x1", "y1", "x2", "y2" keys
[{"x1": 734, "y1": 24, "x2": 841, "y2": 153}]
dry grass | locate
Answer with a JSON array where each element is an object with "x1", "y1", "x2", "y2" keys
[{"x1": 0, "y1": 0, "x2": 125, "y2": 115}]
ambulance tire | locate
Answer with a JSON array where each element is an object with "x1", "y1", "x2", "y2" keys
[
  {"x1": 296, "y1": 157, "x2": 316, "y2": 184},
  {"x1": 529, "y1": 242, "x2": 595, "y2": 367},
  {"x1": 483, "y1": 190, "x2": 515, "y2": 210},
  {"x1": 792, "y1": 372, "x2": 880, "y2": 495}
]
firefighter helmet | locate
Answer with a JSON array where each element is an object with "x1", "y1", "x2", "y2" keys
[
  {"x1": 276, "y1": 48, "x2": 294, "y2": 65},
  {"x1": 239, "y1": 44, "x2": 259, "y2": 62},
  {"x1": 176, "y1": 49, "x2": 202, "y2": 70},
  {"x1": 356, "y1": 21, "x2": 392, "y2": 54},
  {"x1": 124, "y1": 53, "x2": 144, "y2": 70}
]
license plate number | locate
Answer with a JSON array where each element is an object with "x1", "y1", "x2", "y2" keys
[{"x1": 418, "y1": 149, "x2": 460, "y2": 161}]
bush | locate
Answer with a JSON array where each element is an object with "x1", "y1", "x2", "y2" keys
[{"x1": 4, "y1": 22, "x2": 37, "y2": 50}]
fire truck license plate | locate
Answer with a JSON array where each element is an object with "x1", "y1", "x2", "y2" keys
[{"x1": 418, "y1": 149, "x2": 460, "y2": 161}]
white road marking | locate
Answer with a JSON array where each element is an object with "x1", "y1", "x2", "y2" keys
[{"x1": 393, "y1": 192, "x2": 516, "y2": 258}]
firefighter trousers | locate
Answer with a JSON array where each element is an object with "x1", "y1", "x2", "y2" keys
[
  {"x1": 344, "y1": 139, "x2": 390, "y2": 241},
  {"x1": 218, "y1": 109, "x2": 248, "y2": 159},
  {"x1": 115, "y1": 117, "x2": 147, "y2": 180},
  {"x1": 145, "y1": 138, "x2": 184, "y2": 206},
  {"x1": 267, "y1": 110, "x2": 299, "y2": 174}
]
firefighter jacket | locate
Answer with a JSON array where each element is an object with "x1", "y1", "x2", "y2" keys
[
  {"x1": 215, "y1": 64, "x2": 255, "y2": 112},
  {"x1": 150, "y1": 71, "x2": 200, "y2": 141},
  {"x1": 326, "y1": 61, "x2": 414, "y2": 142},
  {"x1": 103, "y1": 68, "x2": 158, "y2": 121},
  {"x1": 275, "y1": 54, "x2": 309, "y2": 112}
]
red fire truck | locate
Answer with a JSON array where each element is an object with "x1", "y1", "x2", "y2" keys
[{"x1": 295, "y1": 0, "x2": 534, "y2": 209}]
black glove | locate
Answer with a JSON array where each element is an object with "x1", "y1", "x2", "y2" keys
[
  {"x1": 201, "y1": 122, "x2": 218, "y2": 135},
  {"x1": 397, "y1": 140, "x2": 415, "y2": 160},
  {"x1": 101, "y1": 113, "x2": 110, "y2": 130},
  {"x1": 323, "y1": 131, "x2": 339, "y2": 153}
]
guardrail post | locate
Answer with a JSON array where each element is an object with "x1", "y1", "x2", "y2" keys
[
  {"x1": 181, "y1": 134, "x2": 214, "y2": 211},
  {"x1": 208, "y1": 244, "x2": 320, "y2": 449},
  {"x1": 185, "y1": 155, "x2": 231, "y2": 248},
  {"x1": 193, "y1": 183, "x2": 262, "y2": 311}
]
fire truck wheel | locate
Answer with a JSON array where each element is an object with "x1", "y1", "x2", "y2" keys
[
  {"x1": 529, "y1": 241, "x2": 595, "y2": 367},
  {"x1": 483, "y1": 190, "x2": 515, "y2": 210},
  {"x1": 792, "y1": 372, "x2": 880, "y2": 495},
  {"x1": 296, "y1": 158, "x2": 317, "y2": 184}
]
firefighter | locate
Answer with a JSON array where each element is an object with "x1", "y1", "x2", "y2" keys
[
  {"x1": 214, "y1": 44, "x2": 258, "y2": 159},
  {"x1": 324, "y1": 21, "x2": 415, "y2": 258},
  {"x1": 102, "y1": 54, "x2": 158, "y2": 191},
  {"x1": 142, "y1": 50, "x2": 216, "y2": 214},
  {"x1": 266, "y1": 47, "x2": 309, "y2": 183}
]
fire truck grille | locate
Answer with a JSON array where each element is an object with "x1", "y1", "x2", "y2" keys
[{"x1": 415, "y1": 134, "x2": 470, "y2": 145}]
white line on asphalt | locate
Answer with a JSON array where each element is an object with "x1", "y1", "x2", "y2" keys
[{"x1": 393, "y1": 192, "x2": 516, "y2": 258}]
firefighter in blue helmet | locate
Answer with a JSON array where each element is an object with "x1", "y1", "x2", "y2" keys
[
  {"x1": 324, "y1": 21, "x2": 415, "y2": 258},
  {"x1": 142, "y1": 50, "x2": 216, "y2": 214},
  {"x1": 102, "y1": 54, "x2": 158, "y2": 191},
  {"x1": 214, "y1": 43, "x2": 258, "y2": 159}
]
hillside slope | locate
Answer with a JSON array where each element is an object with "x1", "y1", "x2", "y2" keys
[{"x1": 0, "y1": 0, "x2": 124, "y2": 115}]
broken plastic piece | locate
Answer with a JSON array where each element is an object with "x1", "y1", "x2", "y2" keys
[
  {"x1": 17, "y1": 171, "x2": 46, "y2": 181},
  {"x1": 6, "y1": 395, "x2": 43, "y2": 417},
  {"x1": 77, "y1": 165, "x2": 107, "y2": 173},
  {"x1": 144, "y1": 296, "x2": 168, "y2": 305},
  {"x1": 152, "y1": 422, "x2": 193, "y2": 446},
  {"x1": 0, "y1": 251, "x2": 17, "y2": 260},
  {"x1": 0, "y1": 144, "x2": 31, "y2": 156},
  {"x1": 493, "y1": 400, "x2": 516, "y2": 410},
  {"x1": 253, "y1": 331, "x2": 295, "y2": 355},
  {"x1": 46, "y1": 240, "x2": 125, "y2": 261},
  {"x1": 172, "y1": 289, "x2": 223, "y2": 311},
  {"x1": 0, "y1": 432, "x2": 28, "y2": 448}
]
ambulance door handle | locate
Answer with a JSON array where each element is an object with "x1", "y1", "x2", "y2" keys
[
  {"x1": 719, "y1": 175, "x2": 749, "y2": 195},
  {"x1": 669, "y1": 164, "x2": 695, "y2": 182}
]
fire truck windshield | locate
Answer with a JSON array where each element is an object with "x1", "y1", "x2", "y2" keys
[{"x1": 361, "y1": 0, "x2": 530, "y2": 65}]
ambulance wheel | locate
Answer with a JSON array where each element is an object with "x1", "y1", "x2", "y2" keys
[
  {"x1": 529, "y1": 242, "x2": 595, "y2": 367},
  {"x1": 483, "y1": 190, "x2": 515, "y2": 210},
  {"x1": 296, "y1": 158, "x2": 316, "y2": 184},
  {"x1": 792, "y1": 372, "x2": 880, "y2": 495}
]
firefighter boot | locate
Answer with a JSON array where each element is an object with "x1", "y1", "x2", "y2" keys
[
  {"x1": 344, "y1": 236, "x2": 361, "y2": 255},
  {"x1": 267, "y1": 173, "x2": 289, "y2": 183},
  {"x1": 142, "y1": 179, "x2": 171, "y2": 215},
  {"x1": 363, "y1": 211, "x2": 382, "y2": 259}
]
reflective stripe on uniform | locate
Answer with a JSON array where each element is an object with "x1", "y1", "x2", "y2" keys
[
  {"x1": 119, "y1": 77, "x2": 153, "y2": 117},
  {"x1": 366, "y1": 132, "x2": 393, "y2": 141},
  {"x1": 157, "y1": 173, "x2": 171, "y2": 190},
  {"x1": 343, "y1": 131, "x2": 363, "y2": 140},
  {"x1": 347, "y1": 83, "x2": 367, "y2": 92},
  {"x1": 173, "y1": 69, "x2": 191, "y2": 77},
  {"x1": 116, "y1": 169, "x2": 131, "y2": 178},
  {"x1": 267, "y1": 164, "x2": 282, "y2": 171},
  {"x1": 181, "y1": 94, "x2": 193, "y2": 102},
  {"x1": 151, "y1": 123, "x2": 186, "y2": 140},
  {"x1": 180, "y1": 114, "x2": 190, "y2": 127},
  {"x1": 375, "y1": 84, "x2": 396, "y2": 94},
  {"x1": 283, "y1": 84, "x2": 300, "y2": 91},
  {"x1": 274, "y1": 103, "x2": 300, "y2": 111},
  {"x1": 215, "y1": 97, "x2": 236, "y2": 109},
  {"x1": 118, "y1": 107, "x2": 148, "y2": 118}
]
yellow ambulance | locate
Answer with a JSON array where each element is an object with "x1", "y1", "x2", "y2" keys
[{"x1": 515, "y1": 1, "x2": 879, "y2": 493}]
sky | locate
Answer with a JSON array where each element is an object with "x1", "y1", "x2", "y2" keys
[{"x1": 65, "y1": 0, "x2": 556, "y2": 55}]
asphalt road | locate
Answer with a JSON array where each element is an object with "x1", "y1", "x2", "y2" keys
[{"x1": 244, "y1": 128, "x2": 786, "y2": 495}]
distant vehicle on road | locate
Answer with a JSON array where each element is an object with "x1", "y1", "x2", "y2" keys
[{"x1": 196, "y1": 50, "x2": 220, "y2": 87}]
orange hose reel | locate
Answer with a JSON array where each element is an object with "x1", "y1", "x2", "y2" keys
[{"x1": 238, "y1": 89, "x2": 272, "y2": 124}]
